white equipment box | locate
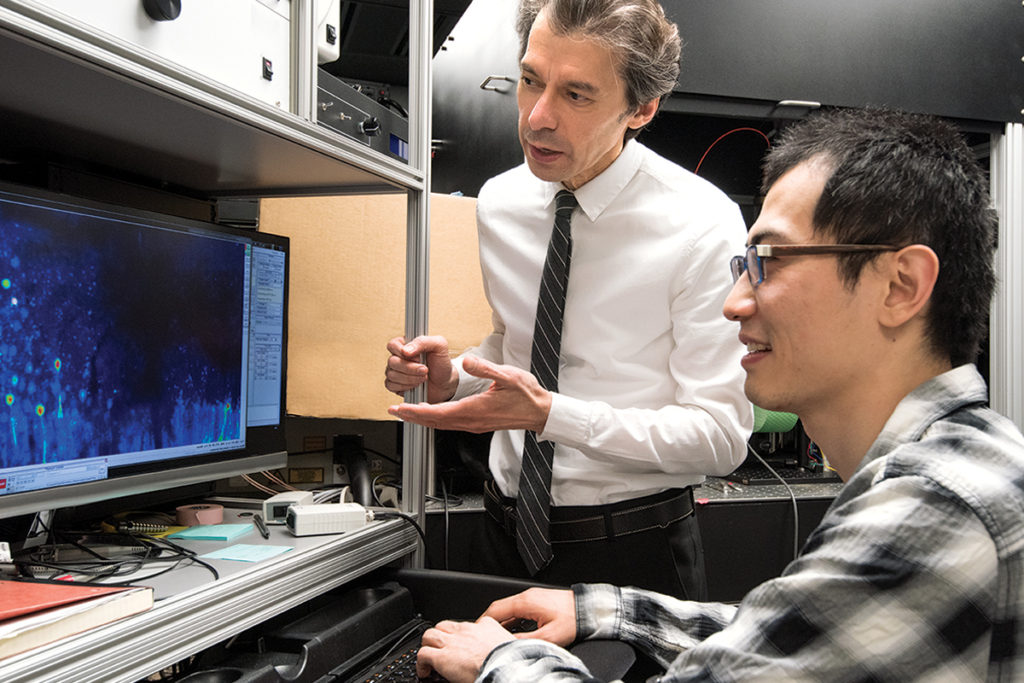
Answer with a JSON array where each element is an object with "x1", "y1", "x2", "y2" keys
[
  {"x1": 35, "y1": 0, "x2": 300, "y2": 109},
  {"x1": 263, "y1": 490, "x2": 315, "y2": 524},
  {"x1": 286, "y1": 503, "x2": 370, "y2": 536}
]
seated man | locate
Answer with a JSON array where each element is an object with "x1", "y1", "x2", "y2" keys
[{"x1": 414, "y1": 107, "x2": 1024, "y2": 682}]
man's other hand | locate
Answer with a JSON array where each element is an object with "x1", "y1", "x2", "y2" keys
[
  {"x1": 482, "y1": 587, "x2": 578, "y2": 647},
  {"x1": 416, "y1": 617, "x2": 515, "y2": 682},
  {"x1": 384, "y1": 335, "x2": 459, "y2": 404}
]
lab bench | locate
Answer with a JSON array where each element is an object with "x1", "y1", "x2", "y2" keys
[{"x1": 425, "y1": 478, "x2": 843, "y2": 603}]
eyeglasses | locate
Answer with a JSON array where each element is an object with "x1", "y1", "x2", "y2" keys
[{"x1": 730, "y1": 244, "x2": 900, "y2": 288}]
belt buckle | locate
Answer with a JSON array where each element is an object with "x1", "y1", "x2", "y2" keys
[
  {"x1": 502, "y1": 502, "x2": 517, "y2": 536},
  {"x1": 486, "y1": 481, "x2": 517, "y2": 537}
]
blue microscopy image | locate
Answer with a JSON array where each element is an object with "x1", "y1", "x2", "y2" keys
[{"x1": 0, "y1": 198, "x2": 246, "y2": 469}]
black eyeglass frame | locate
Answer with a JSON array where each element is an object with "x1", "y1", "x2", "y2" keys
[{"x1": 730, "y1": 243, "x2": 900, "y2": 288}]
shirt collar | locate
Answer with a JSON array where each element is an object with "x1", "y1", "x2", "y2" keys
[
  {"x1": 540, "y1": 139, "x2": 642, "y2": 222},
  {"x1": 858, "y1": 364, "x2": 990, "y2": 472}
]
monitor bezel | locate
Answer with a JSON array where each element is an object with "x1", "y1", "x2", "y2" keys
[{"x1": 0, "y1": 181, "x2": 289, "y2": 520}]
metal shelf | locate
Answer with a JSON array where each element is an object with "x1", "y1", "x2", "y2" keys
[
  {"x1": 0, "y1": 1, "x2": 424, "y2": 196},
  {"x1": 0, "y1": 520, "x2": 420, "y2": 683}
]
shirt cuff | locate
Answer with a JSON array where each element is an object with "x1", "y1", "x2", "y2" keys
[
  {"x1": 538, "y1": 392, "x2": 591, "y2": 446},
  {"x1": 477, "y1": 639, "x2": 591, "y2": 683},
  {"x1": 573, "y1": 583, "x2": 622, "y2": 641}
]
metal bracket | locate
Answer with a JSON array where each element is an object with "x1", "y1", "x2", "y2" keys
[
  {"x1": 775, "y1": 100, "x2": 822, "y2": 109},
  {"x1": 769, "y1": 100, "x2": 822, "y2": 120},
  {"x1": 479, "y1": 75, "x2": 516, "y2": 92}
]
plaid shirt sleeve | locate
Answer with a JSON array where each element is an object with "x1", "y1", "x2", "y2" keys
[
  {"x1": 477, "y1": 584, "x2": 739, "y2": 682},
  {"x1": 478, "y1": 475, "x2": 999, "y2": 682}
]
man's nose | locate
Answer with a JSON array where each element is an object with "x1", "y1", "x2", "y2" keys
[
  {"x1": 528, "y1": 88, "x2": 558, "y2": 130},
  {"x1": 723, "y1": 275, "x2": 756, "y2": 321}
]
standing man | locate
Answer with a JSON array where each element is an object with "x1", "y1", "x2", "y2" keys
[
  {"x1": 385, "y1": 0, "x2": 751, "y2": 599},
  {"x1": 414, "y1": 108, "x2": 1024, "y2": 682}
]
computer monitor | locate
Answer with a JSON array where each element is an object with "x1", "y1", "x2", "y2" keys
[{"x1": 0, "y1": 183, "x2": 289, "y2": 520}]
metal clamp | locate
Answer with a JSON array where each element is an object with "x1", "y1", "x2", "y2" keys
[{"x1": 479, "y1": 75, "x2": 516, "y2": 92}]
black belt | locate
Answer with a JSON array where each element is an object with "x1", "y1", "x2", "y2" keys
[{"x1": 483, "y1": 480, "x2": 694, "y2": 544}]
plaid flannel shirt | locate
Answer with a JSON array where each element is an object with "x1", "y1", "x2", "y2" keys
[{"x1": 478, "y1": 365, "x2": 1024, "y2": 682}]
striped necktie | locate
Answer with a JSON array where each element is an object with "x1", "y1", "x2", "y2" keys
[{"x1": 516, "y1": 189, "x2": 577, "y2": 575}]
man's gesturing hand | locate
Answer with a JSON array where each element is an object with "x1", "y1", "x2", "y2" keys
[{"x1": 388, "y1": 356, "x2": 552, "y2": 434}]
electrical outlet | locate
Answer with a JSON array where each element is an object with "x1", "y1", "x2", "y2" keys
[
  {"x1": 303, "y1": 435, "x2": 328, "y2": 453},
  {"x1": 288, "y1": 467, "x2": 324, "y2": 485}
]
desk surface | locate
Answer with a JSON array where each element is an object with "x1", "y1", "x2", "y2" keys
[{"x1": 0, "y1": 509, "x2": 419, "y2": 683}]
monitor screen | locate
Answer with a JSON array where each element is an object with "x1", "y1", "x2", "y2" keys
[{"x1": 0, "y1": 183, "x2": 288, "y2": 519}]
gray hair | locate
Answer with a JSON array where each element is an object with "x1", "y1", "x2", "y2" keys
[{"x1": 516, "y1": 0, "x2": 681, "y2": 139}]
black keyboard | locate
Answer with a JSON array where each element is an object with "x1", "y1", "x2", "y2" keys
[{"x1": 343, "y1": 620, "x2": 448, "y2": 683}]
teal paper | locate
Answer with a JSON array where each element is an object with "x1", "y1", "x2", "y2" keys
[
  {"x1": 167, "y1": 523, "x2": 255, "y2": 541},
  {"x1": 199, "y1": 544, "x2": 294, "y2": 562}
]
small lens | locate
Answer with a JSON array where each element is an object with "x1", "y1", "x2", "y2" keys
[{"x1": 729, "y1": 256, "x2": 744, "y2": 283}]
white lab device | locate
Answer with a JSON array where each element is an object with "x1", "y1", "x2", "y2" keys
[
  {"x1": 316, "y1": 0, "x2": 341, "y2": 64},
  {"x1": 286, "y1": 503, "x2": 370, "y2": 536},
  {"x1": 34, "y1": 0, "x2": 293, "y2": 108},
  {"x1": 263, "y1": 490, "x2": 315, "y2": 524}
]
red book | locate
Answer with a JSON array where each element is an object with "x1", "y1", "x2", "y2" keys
[
  {"x1": 0, "y1": 579, "x2": 138, "y2": 621},
  {"x1": 0, "y1": 579, "x2": 153, "y2": 660}
]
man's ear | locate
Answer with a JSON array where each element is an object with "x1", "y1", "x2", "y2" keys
[
  {"x1": 879, "y1": 244, "x2": 940, "y2": 328},
  {"x1": 625, "y1": 98, "x2": 659, "y2": 131}
]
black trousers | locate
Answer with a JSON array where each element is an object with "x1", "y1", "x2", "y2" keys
[
  {"x1": 432, "y1": 431, "x2": 707, "y2": 600},
  {"x1": 462, "y1": 493, "x2": 708, "y2": 601}
]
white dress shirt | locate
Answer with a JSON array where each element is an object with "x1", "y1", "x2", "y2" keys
[{"x1": 452, "y1": 140, "x2": 753, "y2": 506}]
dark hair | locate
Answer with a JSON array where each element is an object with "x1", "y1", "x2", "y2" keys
[
  {"x1": 762, "y1": 108, "x2": 997, "y2": 367},
  {"x1": 516, "y1": 0, "x2": 681, "y2": 141}
]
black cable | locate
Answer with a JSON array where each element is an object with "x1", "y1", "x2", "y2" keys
[
  {"x1": 386, "y1": 478, "x2": 463, "y2": 508},
  {"x1": 19, "y1": 533, "x2": 220, "y2": 584},
  {"x1": 377, "y1": 97, "x2": 409, "y2": 118},
  {"x1": 97, "y1": 535, "x2": 219, "y2": 586},
  {"x1": 100, "y1": 554, "x2": 198, "y2": 587},
  {"x1": 428, "y1": 491, "x2": 464, "y2": 507},
  {"x1": 369, "y1": 508, "x2": 427, "y2": 547},
  {"x1": 149, "y1": 535, "x2": 220, "y2": 582},
  {"x1": 440, "y1": 477, "x2": 450, "y2": 570},
  {"x1": 17, "y1": 557, "x2": 147, "y2": 580},
  {"x1": 18, "y1": 530, "x2": 154, "y2": 579}
]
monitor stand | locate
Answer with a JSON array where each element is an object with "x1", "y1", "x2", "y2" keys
[{"x1": 25, "y1": 510, "x2": 53, "y2": 547}]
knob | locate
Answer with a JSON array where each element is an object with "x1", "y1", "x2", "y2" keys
[
  {"x1": 142, "y1": 0, "x2": 181, "y2": 21},
  {"x1": 359, "y1": 116, "x2": 381, "y2": 137}
]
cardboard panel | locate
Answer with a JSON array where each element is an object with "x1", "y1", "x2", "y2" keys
[{"x1": 260, "y1": 193, "x2": 491, "y2": 418}]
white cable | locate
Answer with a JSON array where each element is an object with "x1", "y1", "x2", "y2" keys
[{"x1": 746, "y1": 443, "x2": 800, "y2": 560}]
